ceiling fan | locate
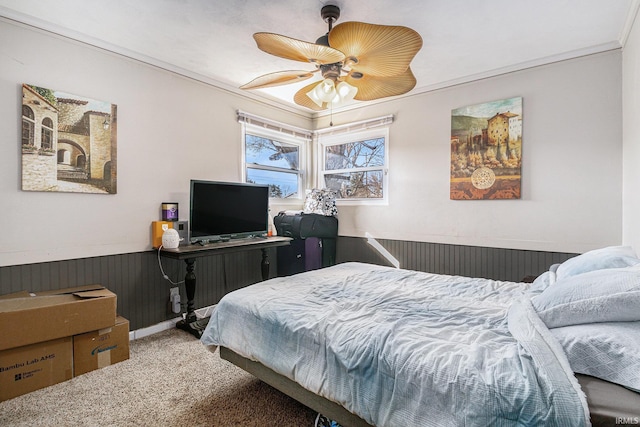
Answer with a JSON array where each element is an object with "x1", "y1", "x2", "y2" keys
[{"x1": 240, "y1": 4, "x2": 423, "y2": 111}]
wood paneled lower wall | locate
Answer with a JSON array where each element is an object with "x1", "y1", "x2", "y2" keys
[
  {"x1": 336, "y1": 236, "x2": 577, "y2": 282},
  {"x1": 0, "y1": 237, "x2": 577, "y2": 330},
  {"x1": 0, "y1": 248, "x2": 273, "y2": 331}
]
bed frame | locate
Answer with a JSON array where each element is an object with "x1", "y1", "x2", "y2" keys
[
  {"x1": 220, "y1": 346, "x2": 374, "y2": 427},
  {"x1": 221, "y1": 346, "x2": 640, "y2": 427},
  {"x1": 575, "y1": 373, "x2": 640, "y2": 427}
]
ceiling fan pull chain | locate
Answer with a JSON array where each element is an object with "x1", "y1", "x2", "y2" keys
[{"x1": 330, "y1": 103, "x2": 334, "y2": 127}]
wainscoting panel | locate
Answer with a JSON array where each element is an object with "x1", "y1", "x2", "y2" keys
[
  {"x1": 335, "y1": 236, "x2": 577, "y2": 282},
  {"x1": 0, "y1": 248, "x2": 275, "y2": 331},
  {"x1": 0, "y1": 237, "x2": 578, "y2": 331}
]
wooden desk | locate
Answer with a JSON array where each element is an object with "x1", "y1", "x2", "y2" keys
[{"x1": 160, "y1": 236, "x2": 291, "y2": 338}]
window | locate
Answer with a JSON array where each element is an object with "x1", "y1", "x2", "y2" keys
[
  {"x1": 239, "y1": 111, "x2": 310, "y2": 200},
  {"x1": 41, "y1": 117, "x2": 54, "y2": 149},
  {"x1": 317, "y1": 116, "x2": 392, "y2": 204},
  {"x1": 22, "y1": 105, "x2": 35, "y2": 146}
]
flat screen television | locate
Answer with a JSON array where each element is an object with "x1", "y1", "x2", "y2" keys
[{"x1": 189, "y1": 180, "x2": 269, "y2": 244}]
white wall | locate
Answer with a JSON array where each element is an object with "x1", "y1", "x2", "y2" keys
[
  {"x1": 0, "y1": 19, "x2": 311, "y2": 266},
  {"x1": 320, "y1": 51, "x2": 624, "y2": 254},
  {"x1": 0, "y1": 17, "x2": 628, "y2": 266},
  {"x1": 623, "y1": 10, "x2": 640, "y2": 253}
]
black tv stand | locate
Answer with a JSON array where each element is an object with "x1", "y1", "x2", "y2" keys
[{"x1": 160, "y1": 236, "x2": 291, "y2": 339}]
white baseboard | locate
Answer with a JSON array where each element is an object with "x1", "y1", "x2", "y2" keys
[
  {"x1": 129, "y1": 304, "x2": 217, "y2": 341},
  {"x1": 129, "y1": 317, "x2": 181, "y2": 341}
]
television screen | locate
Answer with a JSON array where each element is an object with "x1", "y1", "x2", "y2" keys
[{"x1": 189, "y1": 180, "x2": 269, "y2": 244}]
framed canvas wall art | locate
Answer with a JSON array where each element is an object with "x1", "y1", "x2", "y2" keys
[
  {"x1": 21, "y1": 84, "x2": 117, "y2": 194},
  {"x1": 450, "y1": 97, "x2": 522, "y2": 200}
]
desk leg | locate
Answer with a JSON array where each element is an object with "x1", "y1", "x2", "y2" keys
[
  {"x1": 261, "y1": 248, "x2": 270, "y2": 281},
  {"x1": 177, "y1": 248, "x2": 272, "y2": 339},
  {"x1": 176, "y1": 258, "x2": 208, "y2": 338},
  {"x1": 184, "y1": 258, "x2": 197, "y2": 323}
]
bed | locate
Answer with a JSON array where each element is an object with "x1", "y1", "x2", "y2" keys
[{"x1": 200, "y1": 246, "x2": 640, "y2": 426}]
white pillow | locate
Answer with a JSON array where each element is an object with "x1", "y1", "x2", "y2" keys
[
  {"x1": 555, "y1": 245, "x2": 639, "y2": 281},
  {"x1": 532, "y1": 264, "x2": 640, "y2": 328},
  {"x1": 548, "y1": 263, "x2": 561, "y2": 284},
  {"x1": 552, "y1": 321, "x2": 640, "y2": 392},
  {"x1": 528, "y1": 271, "x2": 553, "y2": 294},
  {"x1": 528, "y1": 263, "x2": 561, "y2": 294}
]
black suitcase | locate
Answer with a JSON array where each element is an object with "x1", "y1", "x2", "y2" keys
[
  {"x1": 277, "y1": 239, "x2": 306, "y2": 276},
  {"x1": 277, "y1": 237, "x2": 325, "y2": 276},
  {"x1": 274, "y1": 212, "x2": 338, "y2": 276},
  {"x1": 274, "y1": 212, "x2": 338, "y2": 239}
]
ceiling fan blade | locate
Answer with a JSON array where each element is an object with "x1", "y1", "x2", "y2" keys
[
  {"x1": 240, "y1": 70, "x2": 316, "y2": 90},
  {"x1": 254, "y1": 32, "x2": 345, "y2": 64},
  {"x1": 293, "y1": 81, "x2": 328, "y2": 111},
  {"x1": 329, "y1": 22, "x2": 422, "y2": 77},
  {"x1": 344, "y1": 67, "x2": 417, "y2": 101}
]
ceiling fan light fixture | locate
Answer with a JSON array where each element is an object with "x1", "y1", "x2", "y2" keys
[
  {"x1": 307, "y1": 79, "x2": 335, "y2": 107},
  {"x1": 306, "y1": 86, "x2": 325, "y2": 107},
  {"x1": 336, "y1": 81, "x2": 357, "y2": 101},
  {"x1": 315, "y1": 78, "x2": 337, "y2": 102},
  {"x1": 307, "y1": 79, "x2": 358, "y2": 107}
]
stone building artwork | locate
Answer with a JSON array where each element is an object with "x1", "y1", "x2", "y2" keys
[
  {"x1": 21, "y1": 84, "x2": 117, "y2": 194},
  {"x1": 450, "y1": 97, "x2": 522, "y2": 200}
]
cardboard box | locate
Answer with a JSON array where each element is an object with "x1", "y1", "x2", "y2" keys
[
  {"x1": 0, "y1": 337, "x2": 73, "y2": 402},
  {"x1": 0, "y1": 285, "x2": 117, "y2": 351},
  {"x1": 0, "y1": 291, "x2": 30, "y2": 300},
  {"x1": 73, "y1": 316, "x2": 130, "y2": 376}
]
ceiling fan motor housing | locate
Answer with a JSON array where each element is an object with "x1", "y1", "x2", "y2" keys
[{"x1": 320, "y1": 63, "x2": 341, "y2": 80}]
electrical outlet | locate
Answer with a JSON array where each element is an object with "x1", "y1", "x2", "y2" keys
[{"x1": 169, "y1": 287, "x2": 181, "y2": 314}]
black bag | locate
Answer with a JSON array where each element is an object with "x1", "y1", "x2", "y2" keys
[{"x1": 274, "y1": 212, "x2": 338, "y2": 239}]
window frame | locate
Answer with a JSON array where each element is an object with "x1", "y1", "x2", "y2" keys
[
  {"x1": 241, "y1": 122, "x2": 307, "y2": 203},
  {"x1": 317, "y1": 126, "x2": 390, "y2": 205},
  {"x1": 22, "y1": 105, "x2": 35, "y2": 147},
  {"x1": 41, "y1": 117, "x2": 54, "y2": 150}
]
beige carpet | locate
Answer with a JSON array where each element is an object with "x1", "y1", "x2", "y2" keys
[{"x1": 0, "y1": 328, "x2": 317, "y2": 426}]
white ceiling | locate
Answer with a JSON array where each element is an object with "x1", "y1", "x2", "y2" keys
[{"x1": 1, "y1": 0, "x2": 638, "y2": 114}]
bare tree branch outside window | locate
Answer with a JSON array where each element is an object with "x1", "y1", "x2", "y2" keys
[
  {"x1": 245, "y1": 133, "x2": 301, "y2": 199},
  {"x1": 323, "y1": 137, "x2": 385, "y2": 199}
]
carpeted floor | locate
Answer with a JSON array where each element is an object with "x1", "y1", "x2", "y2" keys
[{"x1": 0, "y1": 328, "x2": 317, "y2": 426}]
